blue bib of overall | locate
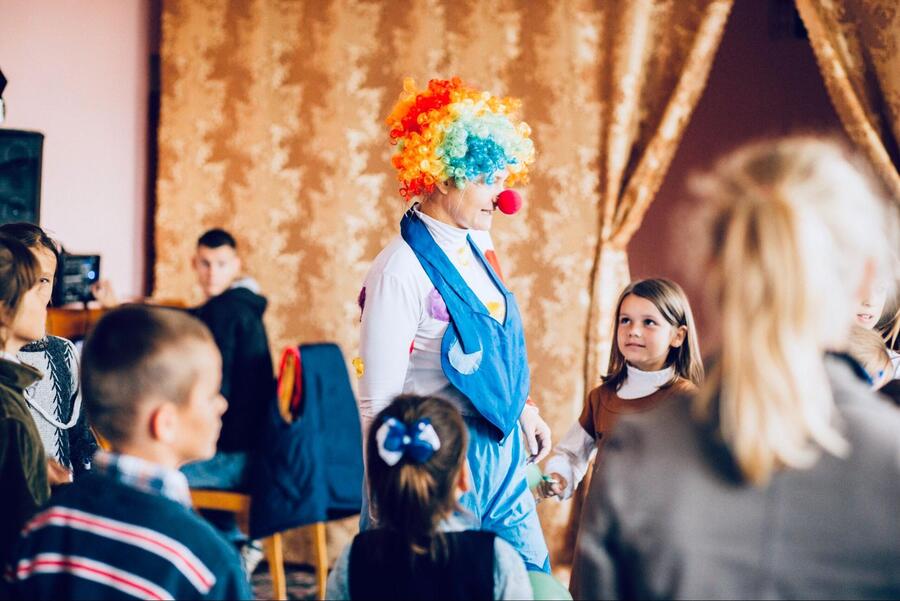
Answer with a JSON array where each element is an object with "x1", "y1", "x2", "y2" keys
[{"x1": 400, "y1": 211, "x2": 529, "y2": 439}]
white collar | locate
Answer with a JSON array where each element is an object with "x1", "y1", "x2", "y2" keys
[
  {"x1": 618, "y1": 364, "x2": 675, "y2": 399},
  {"x1": 0, "y1": 351, "x2": 21, "y2": 364},
  {"x1": 414, "y1": 207, "x2": 470, "y2": 249}
]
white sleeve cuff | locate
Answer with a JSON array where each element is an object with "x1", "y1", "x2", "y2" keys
[{"x1": 543, "y1": 422, "x2": 595, "y2": 500}]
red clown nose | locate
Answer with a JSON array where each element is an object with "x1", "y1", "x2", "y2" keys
[{"x1": 495, "y1": 189, "x2": 523, "y2": 215}]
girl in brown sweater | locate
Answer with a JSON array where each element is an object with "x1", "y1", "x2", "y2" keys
[{"x1": 540, "y1": 278, "x2": 703, "y2": 499}]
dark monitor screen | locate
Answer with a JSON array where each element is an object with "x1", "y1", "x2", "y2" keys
[{"x1": 53, "y1": 254, "x2": 100, "y2": 305}]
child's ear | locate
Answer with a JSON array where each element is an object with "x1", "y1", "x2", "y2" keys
[
  {"x1": 149, "y1": 402, "x2": 178, "y2": 445},
  {"x1": 456, "y1": 460, "x2": 472, "y2": 495},
  {"x1": 671, "y1": 325, "x2": 688, "y2": 348}
]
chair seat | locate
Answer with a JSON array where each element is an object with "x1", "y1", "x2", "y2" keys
[{"x1": 190, "y1": 490, "x2": 251, "y2": 513}]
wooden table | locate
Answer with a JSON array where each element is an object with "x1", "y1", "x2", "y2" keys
[
  {"x1": 46, "y1": 299, "x2": 188, "y2": 340},
  {"x1": 46, "y1": 306, "x2": 108, "y2": 340}
]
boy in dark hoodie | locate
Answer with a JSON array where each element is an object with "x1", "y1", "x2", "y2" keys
[{"x1": 181, "y1": 229, "x2": 275, "y2": 568}]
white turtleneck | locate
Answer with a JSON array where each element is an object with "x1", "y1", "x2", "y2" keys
[
  {"x1": 543, "y1": 364, "x2": 675, "y2": 500},
  {"x1": 356, "y1": 209, "x2": 506, "y2": 427},
  {"x1": 617, "y1": 364, "x2": 675, "y2": 399}
]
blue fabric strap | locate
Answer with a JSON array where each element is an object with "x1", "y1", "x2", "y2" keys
[{"x1": 400, "y1": 210, "x2": 529, "y2": 438}]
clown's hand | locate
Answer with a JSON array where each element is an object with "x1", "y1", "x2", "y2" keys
[{"x1": 520, "y1": 404, "x2": 551, "y2": 464}]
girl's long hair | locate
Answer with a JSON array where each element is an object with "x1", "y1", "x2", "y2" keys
[
  {"x1": 691, "y1": 137, "x2": 895, "y2": 485},
  {"x1": 603, "y1": 278, "x2": 704, "y2": 390}
]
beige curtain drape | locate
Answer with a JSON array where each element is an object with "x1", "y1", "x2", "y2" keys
[
  {"x1": 795, "y1": 0, "x2": 900, "y2": 202},
  {"x1": 583, "y1": 0, "x2": 733, "y2": 394},
  {"x1": 155, "y1": 0, "x2": 730, "y2": 566}
]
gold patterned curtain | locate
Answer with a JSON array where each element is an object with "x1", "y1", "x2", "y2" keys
[
  {"x1": 795, "y1": 0, "x2": 900, "y2": 202},
  {"x1": 583, "y1": 0, "x2": 733, "y2": 395},
  {"x1": 155, "y1": 0, "x2": 730, "y2": 566}
]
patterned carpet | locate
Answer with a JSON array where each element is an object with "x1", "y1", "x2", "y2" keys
[{"x1": 251, "y1": 563, "x2": 319, "y2": 600}]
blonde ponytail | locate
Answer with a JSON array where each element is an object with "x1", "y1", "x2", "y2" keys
[{"x1": 692, "y1": 138, "x2": 893, "y2": 485}]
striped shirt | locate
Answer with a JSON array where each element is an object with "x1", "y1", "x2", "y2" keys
[{"x1": 8, "y1": 452, "x2": 251, "y2": 600}]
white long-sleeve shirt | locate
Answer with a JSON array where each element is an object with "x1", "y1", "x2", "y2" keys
[
  {"x1": 356, "y1": 209, "x2": 506, "y2": 427},
  {"x1": 544, "y1": 365, "x2": 677, "y2": 499}
]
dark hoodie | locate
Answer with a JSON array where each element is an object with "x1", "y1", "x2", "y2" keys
[{"x1": 192, "y1": 282, "x2": 275, "y2": 453}]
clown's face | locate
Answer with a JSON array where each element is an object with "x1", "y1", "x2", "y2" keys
[{"x1": 436, "y1": 174, "x2": 507, "y2": 231}]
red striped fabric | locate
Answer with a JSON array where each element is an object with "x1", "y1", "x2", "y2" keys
[{"x1": 24, "y1": 507, "x2": 214, "y2": 592}]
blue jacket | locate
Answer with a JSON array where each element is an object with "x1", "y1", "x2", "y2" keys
[{"x1": 249, "y1": 343, "x2": 363, "y2": 539}]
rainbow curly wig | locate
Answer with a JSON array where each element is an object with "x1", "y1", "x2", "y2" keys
[{"x1": 386, "y1": 77, "x2": 535, "y2": 201}]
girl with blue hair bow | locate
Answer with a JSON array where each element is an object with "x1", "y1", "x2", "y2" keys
[{"x1": 326, "y1": 395, "x2": 532, "y2": 600}]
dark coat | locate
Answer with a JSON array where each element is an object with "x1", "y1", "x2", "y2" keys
[
  {"x1": 0, "y1": 359, "x2": 47, "y2": 566},
  {"x1": 572, "y1": 356, "x2": 900, "y2": 600},
  {"x1": 192, "y1": 286, "x2": 274, "y2": 453},
  {"x1": 248, "y1": 343, "x2": 363, "y2": 539}
]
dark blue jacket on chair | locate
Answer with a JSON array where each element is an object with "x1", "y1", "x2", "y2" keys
[{"x1": 248, "y1": 343, "x2": 363, "y2": 540}]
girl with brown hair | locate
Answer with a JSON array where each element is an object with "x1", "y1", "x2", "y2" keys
[
  {"x1": 0, "y1": 222, "x2": 97, "y2": 483},
  {"x1": 326, "y1": 394, "x2": 531, "y2": 600},
  {"x1": 540, "y1": 278, "x2": 703, "y2": 500}
]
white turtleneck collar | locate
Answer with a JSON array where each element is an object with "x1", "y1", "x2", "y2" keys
[
  {"x1": 414, "y1": 206, "x2": 470, "y2": 249},
  {"x1": 0, "y1": 350, "x2": 21, "y2": 364},
  {"x1": 617, "y1": 364, "x2": 675, "y2": 399}
]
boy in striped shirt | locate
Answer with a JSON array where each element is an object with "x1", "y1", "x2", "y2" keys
[{"x1": 8, "y1": 306, "x2": 251, "y2": 600}]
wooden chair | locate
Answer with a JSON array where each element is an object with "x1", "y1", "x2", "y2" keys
[
  {"x1": 189, "y1": 490, "x2": 289, "y2": 601},
  {"x1": 190, "y1": 350, "x2": 332, "y2": 601},
  {"x1": 189, "y1": 491, "x2": 330, "y2": 601}
]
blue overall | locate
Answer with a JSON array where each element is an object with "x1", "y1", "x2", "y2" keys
[{"x1": 400, "y1": 210, "x2": 550, "y2": 573}]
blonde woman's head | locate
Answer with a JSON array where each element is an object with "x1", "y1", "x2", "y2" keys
[{"x1": 693, "y1": 136, "x2": 896, "y2": 484}]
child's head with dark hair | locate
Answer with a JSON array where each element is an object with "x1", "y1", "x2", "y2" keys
[
  {"x1": 193, "y1": 229, "x2": 241, "y2": 300},
  {"x1": 0, "y1": 222, "x2": 60, "y2": 260},
  {"x1": 197, "y1": 228, "x2": 236, "y2": 250},
  {"x1": 0, "y1": 222, "x2": 59, "y2": 311},
  {"x1": 604, "y1": 278, "x2": 704, "y2": 390},
  {"x1": 0, "y1": 234, "x2": 41, "y2": 351},
  {"x1": 82, "y1": 305, "x2": 226, "y2": 465},
  {"x1": 367, "y1": 395, "x2": 469, "y2": 556}
]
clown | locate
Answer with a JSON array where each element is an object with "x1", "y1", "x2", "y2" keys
[{"x1": 356, "y1": 77, "x2": 551, "y2": 572}]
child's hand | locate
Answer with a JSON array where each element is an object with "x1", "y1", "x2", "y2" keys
[
  {"x1": 91, "y1": 280, "x2": 119, "y2": 308},
  {"x1": 46, "y1": 459, "x2": 73, "y2": 487},
  {"x1": 537, "y1": 472, "x2": 567, "y2": 499}
]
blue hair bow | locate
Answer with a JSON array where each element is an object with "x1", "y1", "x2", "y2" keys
[{"x1": 375, "y1": 417, "x2": 442, "y2": 466}]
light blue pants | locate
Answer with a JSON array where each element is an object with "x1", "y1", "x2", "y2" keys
[
  {"x1": 361, "y1": 416, "x2": 550, "y2": 573},
  {"x1": 181, "y1": 451, "x2": 249, "y2": 544},
  {"x1": 461, "y1": 416, "x2": 550, "y2": 573}
]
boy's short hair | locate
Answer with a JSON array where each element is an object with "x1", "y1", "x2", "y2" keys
[
  {"x1": 82, "y1": 305, "x2": 217, "y2": 444},
  {"x1": 197, "y1": 228, "x2": 236, "y2": 250}
]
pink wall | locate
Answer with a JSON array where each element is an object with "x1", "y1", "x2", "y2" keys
[
  {"x1": 628, "y1": 0, "x2": 845, "y2": 351},
  {"x1": 0, "y1": 0, "x2": 149, "y2": 297}
]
